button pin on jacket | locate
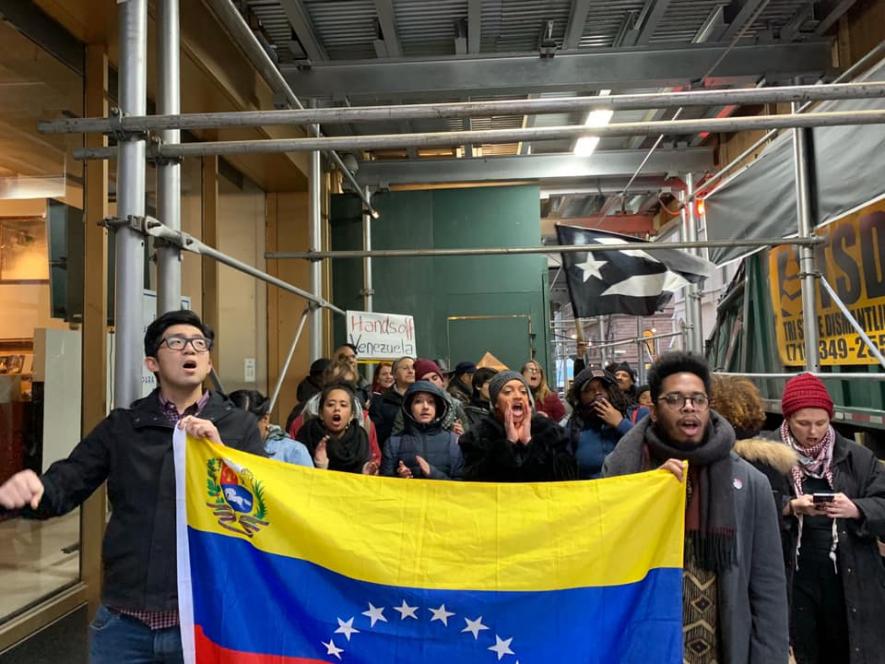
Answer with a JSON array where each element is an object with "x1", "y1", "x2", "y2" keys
[{"x1": 733, "y1": 478, "x2": 743, "y2": 490}]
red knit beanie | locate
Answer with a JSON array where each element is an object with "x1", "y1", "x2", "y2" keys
[
  {"x1": 413, "y1": 358, "x2": 443, "y2": 381},
  {"x1": 781, "y1": 373, "x2": 834, "y2": 418}
]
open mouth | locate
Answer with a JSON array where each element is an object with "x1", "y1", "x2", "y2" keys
[
  {"x1": 331, "y1": 413, "x2": 343, "y2": 424},
  {"x1": 182, "y1": 360, "x2": 198, "y2": 370},
  {"x1": 511, "y1": 403, "x2": 526, "y2": 417},
  {"x1": 678, "y1": 419, "x2": 701, "y2": 437}
]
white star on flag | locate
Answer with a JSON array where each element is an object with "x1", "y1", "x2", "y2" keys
[
  {"x1": 362, "y1": 603, "x2": 387, "y2": 627},
  {"x1": 394, "y1": 599, "x2": 418, "y2": 620},
  {"x1": 322, "y1": 639, "x2": 344, "y2": 660},
  {"x1": 334, "y1": 617, "x2": 359, "y2": 641},
  {"x1": 462, "y1": 616, "x2": 489, "y2": 640},
  {"x1": 429, "y1": 604, "x2": 455, "y2": 626},
  {"x1": 488, "y1": 635, "x2": 515, "y2": 660},
  {"x1": 574, "y1": 254, "x2": 607, "y2": 282}
]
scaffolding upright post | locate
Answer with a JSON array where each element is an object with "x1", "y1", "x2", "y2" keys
[
  {"x1": 792, "y1": 101, "x2": 821, "y2": 372},
  {"x1": 683, "y1": 172, "x2": 704, "y2": 353},
  {"x1": 157, "y1": 0, "x2": 181, "y2": 315},
  {"x1": 308, "y1": 121, "x2": 323, "y2": 361},
  {"x1": 362, "y1": 187, "x2": 374, "y2": 312},
  {"x1": 678, "y1": 189, "x2": 697, "y2": 353},
  {"x1": 114, "y1": 0, "x2": 147, "y2": 408}
]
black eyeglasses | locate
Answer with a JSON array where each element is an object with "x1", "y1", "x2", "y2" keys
[
  {"x1": 161, "y1": 335, "x2": 212, "y2": 353},
  {"x1": 657, "y1": 392, "x2": 710, "y2": 409}
]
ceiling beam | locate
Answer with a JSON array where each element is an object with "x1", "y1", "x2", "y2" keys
[
  {"x1": 468, "y1": 0, "x2": 482, "y2": 54},
  {"x1": 279, "y1": 0, "x2": 327, "y2": 61},
  {"x1": 720, "y1": 0, "x2": 768, "y2": 43},
  {"x1": 815, "y1": 0, "x2": 859, "y2": 35},
  {"x1": 354, "y1": 150, "x2": 711, "y2": 186},
  {"x1": 281, "y1": 41, "x2": 832, "y2": 99},
  {"x1": 634, "y1": 0, "x2": 672, "y2": 45},
  {"x1": 373, "y1": 0, "x2": 402, "y2": 58},
  {"x1": 541, "y1": 214, "x2": 655, "y2": 237},
  {"x1": 563, "y1": 0, "x2": 592, "y2": 50}
]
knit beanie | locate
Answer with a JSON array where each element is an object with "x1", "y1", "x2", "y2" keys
[
  {"x1": 488, "y1": 370, "x2": 535, "y2": 409},
  {"x1": 413, "y1": 358, "x2": 443, "y2": 381},
  {"x1": 781, "y1": 372, "x2": 834, "y2": 419}
]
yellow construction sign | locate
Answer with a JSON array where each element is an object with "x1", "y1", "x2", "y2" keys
[{"x1": 769, "y1": 197, "x2": 885, "y2": 366}]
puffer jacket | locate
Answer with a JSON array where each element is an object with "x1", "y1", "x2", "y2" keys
[{"x1": 381, "y1": 381, "x2": 463, "y2": 480}]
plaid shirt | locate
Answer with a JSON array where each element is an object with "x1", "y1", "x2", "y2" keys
[{"x1": 115, "y1": 390, "x2": 210, "y2": 630}]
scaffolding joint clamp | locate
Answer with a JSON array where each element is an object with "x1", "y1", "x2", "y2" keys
[
  {"x1": 101, "y1": 215, "x2": 147, "y2": 233},
  {"x1": 360, "y1": 288, "x2": 376, "y2": 297},
  {"x1": 108, "y1": 107, "x2": 146, "y2": 142},
  {"x1": 305, "y1": 250, "x2": 325, "y2": 262},
  {"x1": 148, "y1": 136, "x2": 182, "y2": 166}
]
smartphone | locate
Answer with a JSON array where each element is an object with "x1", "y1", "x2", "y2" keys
[{"x1": 812, "y1": 493, "x2": 837, "y2": 504}]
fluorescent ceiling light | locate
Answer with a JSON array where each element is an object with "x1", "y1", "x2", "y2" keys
[{"x1": 573, "y1": 89, "x2": 613, "y2": 158}]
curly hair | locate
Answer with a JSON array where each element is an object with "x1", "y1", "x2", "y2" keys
[
  {"x1": 647, "y1": 351, "x2": 712, "y2": 401},
  {"x1": 711, "y1": 375, "x2": 766, "y2": 439}
]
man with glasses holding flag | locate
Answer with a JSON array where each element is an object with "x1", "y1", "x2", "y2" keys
[
  {"x1": 0, "y1": 309, "x2": 264, "y2": 663},
  {"x1": 604, "y1": 351, "x2": 789, "y2": 664}
]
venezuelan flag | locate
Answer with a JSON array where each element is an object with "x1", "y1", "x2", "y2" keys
[{"x1": 174, "y1": 430, "x2": 685, "y2": 663}]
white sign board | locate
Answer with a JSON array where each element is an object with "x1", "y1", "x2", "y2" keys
[{"x1": 346, "y1": 310, "x2": 416, "y2": 360}]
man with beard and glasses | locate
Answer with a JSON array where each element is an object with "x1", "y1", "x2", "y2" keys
[
  {"x1": 603, "y1": 351, "x2": 788, "y2": 664},
  {"x1": 565, "y1": 368, "x2": 647, "y2": 479}
]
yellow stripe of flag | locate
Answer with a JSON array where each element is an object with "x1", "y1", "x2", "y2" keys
[{"x1": 186, "y1": 436, "x2": 685, "y2": 592}]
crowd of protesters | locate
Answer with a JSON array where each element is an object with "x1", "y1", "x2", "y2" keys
[{"x1": 0, "y1": 310, "x2": 883, "y2": 664}]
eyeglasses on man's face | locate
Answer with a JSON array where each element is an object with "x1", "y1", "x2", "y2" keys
[
  {"x1": 657, "y1": 392, "x2": 709, "y2": 409},
  {"x1": 161, "y1": 335, "x2": 212, "y2": 353}
]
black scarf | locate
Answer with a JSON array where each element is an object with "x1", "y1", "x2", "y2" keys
[
  {"x1": 299, "y1": 417, "x2": 371, "y2": 474},
  {"x1": 606, "y1": 412, "x2": 737, "y2": 572}
]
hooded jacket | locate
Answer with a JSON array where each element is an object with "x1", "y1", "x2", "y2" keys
[{"x1": 381, "y1": 381, "x2": 463, "y2": 480}]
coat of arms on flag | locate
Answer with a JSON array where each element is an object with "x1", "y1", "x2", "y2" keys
[
  {"x1": 556, "y1": 224, "x2": 714, "y2": 317},
  {"x1": 174, "y1": 430, "x2": 686, "y2": 663}
]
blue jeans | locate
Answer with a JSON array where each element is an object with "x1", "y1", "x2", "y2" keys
[{"x1": 89, "y1": 604, "x2": 183, "y2": 664}]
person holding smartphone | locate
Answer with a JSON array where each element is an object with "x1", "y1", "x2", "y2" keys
[{"x1": 778, "y1": 373, "x2": 885, "y2": 664}]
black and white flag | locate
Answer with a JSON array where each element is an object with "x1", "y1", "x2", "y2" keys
[{"x1": 555, "y1": 225, "x2": 714, "y2": 317}]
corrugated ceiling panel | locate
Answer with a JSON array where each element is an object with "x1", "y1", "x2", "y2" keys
[
  {"x1": 305, "y1": 0, "x2": 378, "y2": 60},
  {"x1": 395, "y1": 0, "x2": 467, "y2": 56},
  {"x1": 481, "y1": 0, "x2": 572, "y2": 53},
  {"x1": 649, "y1": 0, "x2": 723, "y2": 44},
  {"x1": 580, "y1": 0, "x2": 648, "y2": 48}
]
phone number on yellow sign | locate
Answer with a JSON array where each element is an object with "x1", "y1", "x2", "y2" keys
[{"x1": 783, "y1": 333, "x2": 885, "y2": 365}]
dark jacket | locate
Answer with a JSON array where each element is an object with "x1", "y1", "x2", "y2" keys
[
  {"x1": 604, "y1": 416, "x2": 790, "y2": 664},
  {"x1": 780, "y1": 431, "x2": 885, "y2": 664},
  {"x1": 381, "y1": 382, "x2": 463, "y2": 480},
  {"x1": 30, "y1": 389, "x2": 265, "y2": 612},
  {"x1": 447, "y1": 378, "x2": 473, "y2": 405},
  {"x1": 369, "y1": 386, "x2": 407, "y2": 446},
  {"x1": 459, "y1": 414, "x2": 577, "y2": 482},
  {"x1": 567, "y1": 412, "x2": 634, "y2": 479},
  {"x1": 733, "y1": 437, "x2": 798, "y2": 598},
  {"x1": 463, "y1": 398, "x2": 491, "y2": 431}
]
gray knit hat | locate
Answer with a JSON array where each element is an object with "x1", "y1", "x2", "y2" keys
[{"x1": 487, "y1": 370, "x2": 535, "y2": 410}]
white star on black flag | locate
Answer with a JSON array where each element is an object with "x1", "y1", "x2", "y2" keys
[{"x1": 555, "y1": 224, "x2": 713, "y2": 317}]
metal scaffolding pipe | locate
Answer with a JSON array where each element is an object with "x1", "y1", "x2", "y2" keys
[
  {"x1": 308, "y1": 121, "x2": 323, "y2": 361},
  {"x1": 266, "y1": 236, "x2": 821, "y2": 260},
  {"x1": 156, "y1": 0, "x2": 182, "y2": 315},
  {"x1": 269, "y1": 307, "x2": 311, "y2": 414},
  {"x1": 819, "y1": 277, "x2": 885, "y2": 370},
  {"x1": 39, "y1": 82, "x2": 885, "y2": 135},
  {"x1": 683, "y1": 173, "x2": 704, "y2": 352},
  {"x1": 142, "y1": 218, "x2": 345, "y2": 315},
  {"x1": 362, "y1": 187, "x2": 374, "y2": 312},
  {"x1": 202, "y1": 0, "x2": 376, "y2": 217},
  {"x1": 792, "y1": 106, "x2": 821, "y2": 373},
  {"x1": 114, "y1": 0, "x2": 147, "y2": 408},
  {"x1": 696, "y1": 42, "x2": 885, "y2": 200},
  {"x1": 72, "y1": 110, "x2": 885, "y2": 160},
  {"x1": 715, "y1": 372, "x2": 885, "y2": 381}
]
